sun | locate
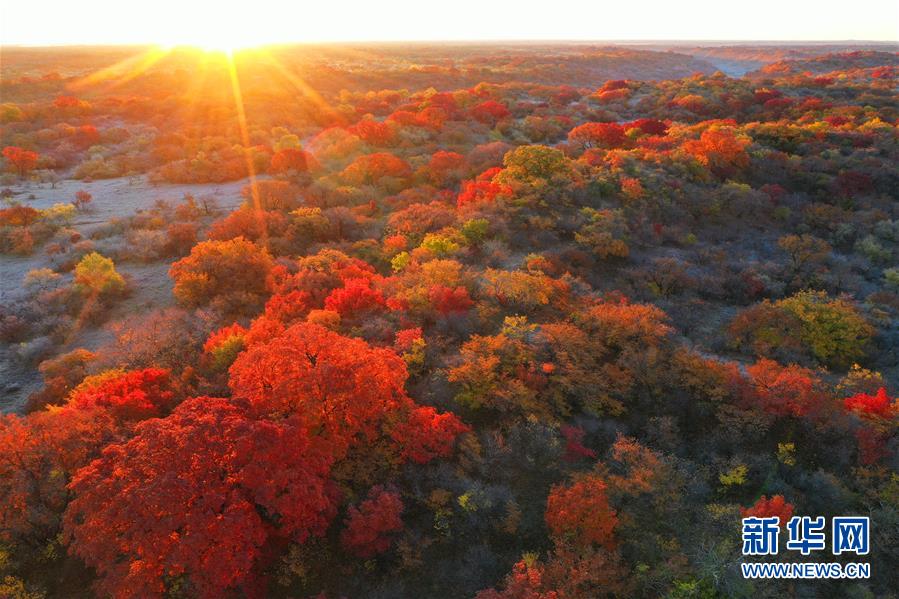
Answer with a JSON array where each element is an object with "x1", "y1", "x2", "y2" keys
[
  {"x1": 156, "y1": 27, "x2": 267, "y2": 54},
  {"x1": 158, "y1": 40, "x2": 255, "y2": 55},
  {"x1": 197, "y1": 42, "x2": 238, "y2": 54}
]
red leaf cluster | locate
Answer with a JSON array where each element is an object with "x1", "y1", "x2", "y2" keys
[
  {"x1": 545, "y1": 475, "x2": 617, "y2": 549},
  {"x1": 324, "y1": 278, "x2": 386, "y2": 316},
  {"x1": 740, "y1": 495, "x2": 794, "y2": 526},
  {"x1": 744, "y1": 359, "x2": 824, "y2": 417},
  {"x1": 457, "y1": 179, "x2": 512, "y2": 208},
  {"x1": 844, "y1": 387, "x2": 894, "y2": 419},
  {"x1": 67, "y1": 368, "x2": 177, "y2": 423},
  {"x1": 567, "y1": 122, "x2": 626, "y2": 149},
  {"x1": 340, "y1": 487, "x2": 404, "y2": 558},
  {"x1": 428, "y1": 285, "x2": 474, "y2": 315}
]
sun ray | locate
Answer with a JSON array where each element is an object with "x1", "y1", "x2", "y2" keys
[
  {"x1": 177, "y1": 51, "x2": 215, "y2": 136},
  {"x1": 69, "y1": 46, "x2": 170, "y2": 93},
  {"x1": 225, "y1": 52, "x2": 269, "y2": 250},
  {"x1": 255, "y1": 48, "x2": 344, "y2": 125}
]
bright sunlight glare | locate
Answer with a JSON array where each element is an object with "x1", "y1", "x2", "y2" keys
[
  {"x1": 155, "y1": 29, "x2": 268, "y2": 54},
  {"x1": 1, "y1": 0, "x2": 897, "y2": 45}
]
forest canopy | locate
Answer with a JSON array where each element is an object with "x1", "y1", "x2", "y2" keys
[{"x1": 0, "y1": 42, "x2": 897, "y2": 599}]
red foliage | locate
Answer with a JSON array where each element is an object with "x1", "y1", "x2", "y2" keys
[
  {"x1": 0, "y1": 408, "x2": 117, "y2": 544},
  {"x1": 457, "y1": 179, "x2": 512, "y2": 208},
  {"x1": 545, "y1": 475, "x2": 617, "y2": 549},
  {"x1": 429, "y1": 150, "x2": 466, "y2": 172},
  {"x1": 595, "y1": 88, "x2": 630, "y2": 103},
  {"x1": 73, "y1": 125, "x2": 100, "y2": 148},
  {"x1": 754, "y1": 88, "x2": 783, "y2": 104},
  {"x1": 428, "y1": 150, "x2": 467, "y2": 185},
  {"x1": 349, "y1": 120, "x2": 396, "y2": 146},
  {"x1": 229, "y1": 323, "x2": 466, "y2": 462},
  {"x1": 560, "y1": 425, "x2": 596, "y2": 462},
  {"x1": 471, "y1": 100, "x2": 510, "y2": 125},
  {"x1": 619, "y1": 176, "x2": 644, "y2": 200},
  {"x1": 391, "y1": 406, "x2": 470, "y2": 464},
  {"x1": 744, "y1": 359, "x2": 824, "y2": 417},
  {"x1": 64, "y1": 396, "x2": 339, "y2": 599},
  {"x1": 243, "y1": 315, "x2": 286, "y2": 348},
  {"x1": 268, "y1": 255, "x2": 377, "y2": 307},
  {"x1": 625, "y1": 118, "x2": 669, "y2": 136},
  {"x1": 340, "y1": 487, "x2": 404, "y2": 558},
  {"x1": 426, "y1": 92, "x2": 459, "y2": 117},
  {"x1": 844, "y1": 388, "x2": 895, "y2": 419},
  {"x1": 476, "y1": 544, "x2": 630, "y2": 599},
  {"x1": 834, "y1": 170, "x2": 873, "y2": 197},
  {"x1": 323, "y1": 278, "x2": 386, "y2": 316},
  {"x1": 229, "y1": 322, "x2": 407, "y2": 444},
  {"x1": 264, "y1": 290, "x2": 313, "y2": 323},
  {"x1": 270, "y1": 148, "x2": 317, "y2": 173},
  {"x1": 856, "y1": 427, "x2": 889, "y2": 465},
  {"x1": 207, "y1": 208, "x2": 289, "y2": 242},
  {"x1": 341, "y1": 152, "x2": 412, "y2": 185},
  {"x1": 760, "y1": 183, "x2": 787, "y2": 204},
  {"x1": 383, "y1": 233, "x2": 408, "y2": 253},
  {"x1": 2, "y1": 146, "x2": 39, "y2": 176},
  {"x1": 203, "y1": 323, "x2": 248, "y2": 354},
  {"x1": 54, "y1": 95, "x2": 85, "y2": 109},
  {"x1": 567, "y1": 122, "x2": 626, "y2": 149},
  {"x1": 0, "y1": 205, "x2": 41, "y2": 227},
  {"x1": 741, "y1": 495, "x2": 794, "y2": 526},
  {"x1": 1, "y1": 369, "x2": 183, "y2": 546},
  {"x1": 477, "y1": 166, "x2": 503, "y2": 181},
  {"x1": 554, "y1": 86, "x2": 582, "y2": 105},
  {"x1": 428, "y1": 285, "x2": 474, "y2": 315},
  {"x1": 387, "y1": 109, "x2": 439, "y2": 130},
  {"x1": 394, "y1": 327, "x2": 423, "y2": 352},
  {"x1": 600, "y1": 79, "x2": 629, "y2": 92},
  {"x1": 682, "y1": 127, "x2": 750, "y2": 175},
  {"x1": 764, "y1": 97, "x2": 794, "y2": 110},
  {"x1": 67, "y1": 368, "x2": 177, "y2": 423},
  {"x1": 475, "y1": 558, "x2": 557, "y2": 599},
  {"x1": 73, "y1": 190, "x2": 93, "y2": 210}
]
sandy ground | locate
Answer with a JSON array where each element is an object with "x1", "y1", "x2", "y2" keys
[{"x1": 0, "y1": 174, "x2": 256, "y2": 412}]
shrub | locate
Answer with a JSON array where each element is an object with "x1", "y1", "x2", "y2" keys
[
  {"x1": 73, "y1": 252, "x2": 126, "y2": 297},
  {"x1": 776, "y1": 291, "x2": 874, "y2": 368}
]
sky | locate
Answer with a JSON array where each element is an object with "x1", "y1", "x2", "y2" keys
[{"x1": 1, "y1": 0, "x2": 897, "y2": 47}]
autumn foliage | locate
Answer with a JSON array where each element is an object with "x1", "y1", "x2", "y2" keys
[
  {"x1": 844, "y1": 387, "x2": 895, "y2": 419},
  {"x1": 457, "y1": 179, "x2": 512, "y2": 208},
  {"x1": 2, "y1": 146, "x2": 39, "y2": 176},
  {"x1": 64, "y1": 396, "x2": 340, "y2": 598},
  {"x1": 323, "y1": 278, "x2": 386, "y2": 316},
  {"x1": 66, "y1": 368, "x2": 176, "y2": 422},
  {"x1": 741, "y1": 495, "x2": 794, "y2": 526},
  {"x1": 567, "y1": 122, "x2": 627, "y2": 149},
  {"x1": 341, "y1": 152, "x2": 411, "y2": 185},
  {"x1": 340, "y1": 487, "x2": 404, "y2": 558},
  {"x1": 270, "y1": 147, "x2": 318, "y2": 173},
  {"x1": 545, "y1": 474, "x2": 617, "y2": 549},
  {"x1": 682, "y1": 126, "x2": 750, "y2": 176},
  {"x1": 169, "y1": 237, "x2": 274, "y2": 312},
  {"x1": 3, "y1": 42, "x2": 898, "y2": 599}
]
